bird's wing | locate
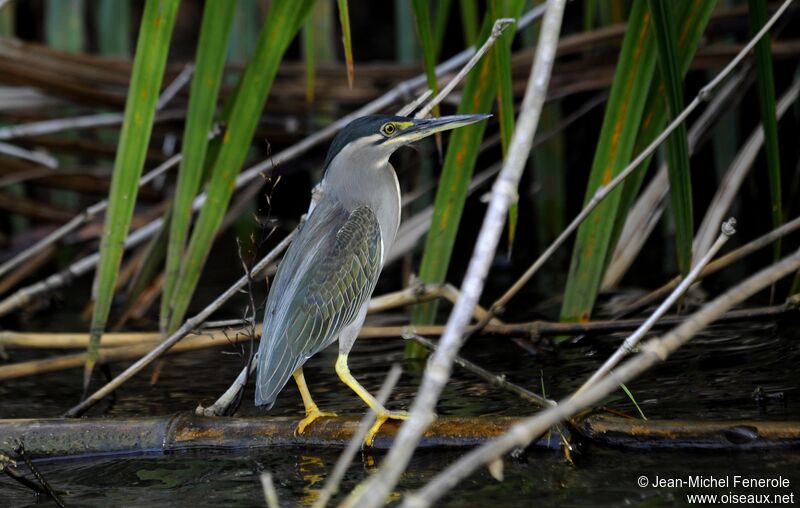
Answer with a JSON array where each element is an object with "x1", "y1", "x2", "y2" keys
[{"x1": 255, "y1": 201, "x2": 382, "y2": 407}]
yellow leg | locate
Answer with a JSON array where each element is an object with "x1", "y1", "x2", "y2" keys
[
  {"x1": 293, "y1": 368, "x2": 336, "y2": 435},
  {"x1": 335, "y1": 354, "x2": 408, "y2": 447}
]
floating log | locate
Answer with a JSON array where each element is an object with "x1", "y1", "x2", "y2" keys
[
  {"x1": 576, "y1": 414, "x2": 800, "y2": 450},
  {"x1": 0, "y1": 414, "x2": 559, "y2": 458},
  {"x1": 1, "y1": 414, "x2": 798, "y2": 459}
]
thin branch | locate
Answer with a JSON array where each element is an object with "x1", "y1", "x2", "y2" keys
[
  {"x1": 617, "y1": 214, "x2": 800, "y2": 317},
  {"x1": 64, "y1": 228, "x2": 297, "y2": 417},
  {"x1": 408, "y1": 334, "x2": 553, "y2": 408},
  {"x1": 260, "y1": 473, "x2": 280, "y2": 508},
  {"x1": 404, "y1": 248, "x2": 800, "y2": 507},
  {"x1": 342, "y1": 2, "x2": 567, "y2": 506},
  {"x1": 0, "y1": 152, "x2": 183, "y2": 281},
  {"x1": 0, "y1": 140, "x2": 58, "y2": 168},
  {"x1": 470, "y1": 0, "x2": 796, "y2": 332},
  {"x1": 414, "y1": 18, "x2": 518, "y2": 119},
  {"x1": 575, "y1": 219, "x2": 736, "y2": 395}
]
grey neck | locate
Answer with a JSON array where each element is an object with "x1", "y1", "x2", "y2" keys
[{"x1": 320, "y1": 140, "x2": 401, "y2": 260}]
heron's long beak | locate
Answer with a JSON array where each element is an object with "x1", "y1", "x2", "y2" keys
[{"x1": 398, "y1": 114, "x2": 491, "y2": 143}]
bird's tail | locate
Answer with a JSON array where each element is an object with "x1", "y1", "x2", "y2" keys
[{"x1": 255, "y1": 330, "x2": 297, "y2": 409}]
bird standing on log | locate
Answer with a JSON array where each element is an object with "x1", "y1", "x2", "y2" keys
[{"x1": 255, "y1": 114, "x2": 489, "y2": 446}]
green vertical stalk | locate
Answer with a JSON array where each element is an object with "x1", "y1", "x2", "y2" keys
[
  {"x1": 166, "y1": 0, "x2": 315, "y2": 334},
  {"x1": 748, "y1": 0, "x2": 783, "y2": 262},
  {"x1": 337, "y1": 0, "x2": 354, "y2": 87},
  {"x1": 647, "y1": 0, "x2": 693, "y2": 276},
  {"x1": 85, "y1": 0, "x2": 180, "y2": 390},
  {"x1": 229, "y1": 0, "x2": 258, "y2": 65},
  {"x1": 410, "y1": 1, "x2": 525, "y2": 357},
  {"x1": 412, "y1": 0, "x2": 440, "y2": 118},
  {"x1": 560, "y1": 0, "x2": 658, "y2": 323},
  {"x1": 458, "y1": 0, "x2": 479, "y2": 46},
  {"x1": 97, "y1": 0, "x2": 131, "y2": 56},
  {"x1": 161, "y1": 0, "x2": 237, "y2": 332}
]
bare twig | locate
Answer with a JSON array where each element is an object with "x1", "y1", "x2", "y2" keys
[
  {"x1": 619, "y1": 214, "x2": 800, "y2": 316},
  {"x1": 469, "y1": 0, "x2": 796, "y2": 333},
  {"x1": 260, "y1": 473, "x2": 280, "y2": 508},
  {"x1": 694, "y1": 80, "x2": 800, "y2": 261},
  {"x1": 407, "y1": 334, "x2": 552, "y2": 408},
  {"x1": 576, "y1": 220, "x2": 736, "y2": 395},
  {"x1": 14, "y1": 442, "x2": 65, "y2": 507},
  {"x1": 603, "y1": 68, "x2": 750, "y2": 288},
  {"x1": 342, "y1": 3, "x2": 567, "y2": 506},
  {"x1": 0, "y1": 153, "x2": 183, "y2": 282},
  {"x1": 0, "y1": 140, "x2": 58, "y2": 168},
  {"x1": 312, "y1": 365, "x2": 403, "y2": 508},
  {"x1": 404, "y1": 248, "x2": 800, "y2": 507},
  {"x1": 414, "y1": 18, "x2": 517, "y2": 119},
  {"x1": 64, "y1": 228, "x2": 297, "y2": 417}
]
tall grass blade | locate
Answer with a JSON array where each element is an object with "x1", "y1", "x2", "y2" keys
[
  {"x1": 560, "y1": 0, "x2": 658, "y2": 322},
  {"x1": 748, "y1": 0, "x2": 783, "y2": 263},
  {"x1": 459, "y1": 0, "x2": 479, "y2": 46},
  {"x1": 409, "y1": 1, "x2": 525, "y2": 359},
  {"x1": 433, "y1": 0, "x2": 454, "y2": 58},
  {"x1": 606, "y1": 0, "x2": 716, "y2": 284},
  {"x1": 161, "y1": 0, "x2": 236, "y2": 332},
  {"x1": 85, "y1": 0, "x2": 180, "y2": 390},
  {"x1": 166, "y1": 0, "x2": 314, "y2": 334},
  {"x1": 97, "y1": 0, "x2": 131, "y2": 56},
  {"x1": 394, "y1": 0, "x2": 419, "y2": 63},
  {"x1": 46, "y1": 0, "x2": 84, "y2": 52},
  {"x1": 229, "y1": 0, "x2": 258, "y2": 64},
  {"x1": 412, "y1": 0, "x2": 440, "y2": 119},
  {"x1": 489, "y1": 0, "x2": 518, "y2": 251},
  {"x1": 647, "y1": 0, "x2": 693, "y2": 276},
  {"x1": 337, "y1": 0, "x2": 354, "y2": 88}
]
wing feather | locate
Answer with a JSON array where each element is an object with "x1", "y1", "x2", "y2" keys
[{"x1": 255, "y1": 201, "x2": 382, "y2": 407}]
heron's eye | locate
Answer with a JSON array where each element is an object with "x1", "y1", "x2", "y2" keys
[{"x1": 380, "y1": 123, "x2": 397, "y2": 136}]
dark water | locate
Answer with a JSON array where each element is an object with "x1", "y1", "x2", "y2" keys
[{"x1": 1, "y1": 319, "x2": 799, "y2": 506}]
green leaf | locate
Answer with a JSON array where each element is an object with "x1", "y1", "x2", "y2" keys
[
  {"x1": 85, "y1": 0, "x2": 180, "y2": 389},
  {"x1": 166, "y1": 0, "x2": 314, "y2": 334},
  {"x1": 97, "y1": 0, "x2": 131, "y2": 56},
  {"x1": 562, "y1": 0, "x2": 715, "y2": 323},
  {"x1": 489, "y1": 0, "x2": 518, "y2": 251},
  {"x1": 433, "y1": 0, "x2": 454, "y2": 58},
  {"x1": 459, "y1": 0, "x2": 479, "y2": 46},
  {"x1": 410, "y1": 1, "x2": 526, "y2": 357},
  {"x1": 560, "y1": 0, "x2": 658, "y2": 323},
  {"x1": 609, "y1": 0, "x2": 716, "y2": 277},
  {"x1": 412, "y1": 0, "x2": 440, "y2": 118},
  {"x1": 161, "y1": 0, "x2": 237, "y2": 332},
  {"x1": 749, "y1": 0, "x2": 783, "y2": 262},
  {"x1": 337, "y1": 0, "x2": 354, "y2": 88},
  {"x1": 647, "y1": 0, "x2": 693, "y2": 276}
]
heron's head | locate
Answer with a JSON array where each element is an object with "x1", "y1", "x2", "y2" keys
[{"x1": 322, "y1": 114, "x2": 490, "y2": 171}]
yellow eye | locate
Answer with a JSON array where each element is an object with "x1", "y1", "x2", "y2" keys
[{"x1": 381, "y1": 123, "x2": 397, "y2": 136}]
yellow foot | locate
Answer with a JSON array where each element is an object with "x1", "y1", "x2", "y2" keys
[
  {"x1": 364, "y1": 410, "x2": 409, "y2": 447},
  {"x1": 296, "y1": 408, "x2": 338, "y2": 435}
]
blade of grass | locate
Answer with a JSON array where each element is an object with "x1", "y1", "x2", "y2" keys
[
  {"x1": 337, "y1": 0, "x2": 354, "y2": 88},
  {"x1": 619, "y1": 383, "x2": 647, "y2": 419},
  {"x1": 748, "y1": 0, "x2": 783, "y2": 265},
  {"x1": 560, "y1": 0, "x2": 658, "y2": 323},
  {"x1": 394, "y1": 0, "x2": 419, "y2": 63},
  {"x1": 229, "y1": 0, "x2": 258, "y2": 64},
  {"x1": 161, "y1": 0, "x2": 236, "y2": 333},
  {"x1": 85, "y1": 0, "x2": 180, "y2": 391},
  {"x1": 97, "y1": 0, "x2": 131, "y2": 56},
  {"x1": 489, "y1": 0, "x2": 518, "y2": 252},
  {"x1": 166, "y1": 0, "x2": 314, "y2": 335},
  {"x1": 433, "y1": 0, "x2": 454, "y2": 58},
  {"x1": 412, "y1": 0, "x2": 440, "y2": 119},
  {"x1": 409, "y1": 1, "x2": 526, "y2": 358},
  {"x1": 607, "y1": 0, "x2": 716, "y2": 282},
  {"x1": 648, "y1": 0, "x2": 693, "y2": 276},
  {"x1": 459, "y1": 0, "x2": 479, "y2": 46}
]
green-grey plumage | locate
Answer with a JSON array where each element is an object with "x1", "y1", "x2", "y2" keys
[
  {"x1": 255, "y1": 113, "x2": 490, "y2": 409},
  {"x1": 255, "y1": 201, "x2": 381, "y2": 407}
]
